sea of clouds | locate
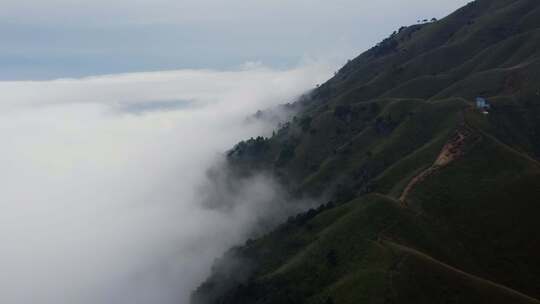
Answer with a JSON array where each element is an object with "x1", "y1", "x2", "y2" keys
[{"x1": 0, "y1": 62, "x2": 333, "y2": 304}]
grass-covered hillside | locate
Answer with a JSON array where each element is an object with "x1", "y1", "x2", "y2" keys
[{"x1": 191, "y1": 0, "x2": 540, "y2": 303}]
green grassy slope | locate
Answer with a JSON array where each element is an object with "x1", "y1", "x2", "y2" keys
[{"x1": 192, "y1": 0, "x2": 540, "y2": 303}]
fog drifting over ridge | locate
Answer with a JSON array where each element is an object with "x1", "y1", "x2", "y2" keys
[{"x1": 0, "y1": 63, "x2": 333, "y2": 304}]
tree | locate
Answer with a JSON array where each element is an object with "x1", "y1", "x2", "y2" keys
[
  {"x1": 299, "y1": 116, "x2": 313, "y2": 132},
  {"x1": 326, "y1": 250, "x2": 338, "y2": 267}
]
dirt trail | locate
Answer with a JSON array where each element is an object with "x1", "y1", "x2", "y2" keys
[
  {"x1": 399, "y1": 126, "x2": 475, "y2": 205},
  {"x1": 382, "y1": 240, "x2": 540, "y2": 304}
]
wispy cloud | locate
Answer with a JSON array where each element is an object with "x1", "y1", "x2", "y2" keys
[{"x1": 0, "y1": 63, "x2": 332, "y2": 304}]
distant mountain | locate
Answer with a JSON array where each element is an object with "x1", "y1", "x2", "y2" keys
[{"x1": 191, "y1": 0, "x2": 540, "y2": 303}]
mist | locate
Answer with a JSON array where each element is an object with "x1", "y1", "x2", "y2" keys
[{"x1": 0, "y1": 63, "x2": 332, "y2": 304}]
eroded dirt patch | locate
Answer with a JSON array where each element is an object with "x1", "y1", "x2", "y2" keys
[{"x1": 399, "y1": 126, "x2": 477, "y2": 205}]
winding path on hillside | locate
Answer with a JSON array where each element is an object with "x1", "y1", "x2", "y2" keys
[
  {"x1": 382, "y1": 240, "x2": 540, "y2": 304},
  {"x1": 397, "y1": 101, "x2": 540, "y2": 205},
  {"x1": 399, "y1": 124, "x2": 474, "y2": 205}
]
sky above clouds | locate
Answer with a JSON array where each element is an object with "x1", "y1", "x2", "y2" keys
[{"x1": 0, "y1": 0, "x2": 470, "y2": 79}]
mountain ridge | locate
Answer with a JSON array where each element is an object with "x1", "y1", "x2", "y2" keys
[{"x1": 191, "y1": 0, "x2": 540, "y2": 303}]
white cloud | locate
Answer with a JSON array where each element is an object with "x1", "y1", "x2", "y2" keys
[{"x1": 0, "y1": 63, "x2": 332, "y2": 304}]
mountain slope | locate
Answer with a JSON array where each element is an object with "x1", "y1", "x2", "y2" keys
[{"x1": 192, "y1": 0, "x2": 540, "y2": 303}]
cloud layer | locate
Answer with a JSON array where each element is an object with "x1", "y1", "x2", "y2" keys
[{"x1": 0, "y1": 63, "x2": 332, "y2": 304}]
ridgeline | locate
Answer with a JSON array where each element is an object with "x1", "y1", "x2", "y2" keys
[{"x1": 192, "y1": 0, "x2": 540, "y2": 303}]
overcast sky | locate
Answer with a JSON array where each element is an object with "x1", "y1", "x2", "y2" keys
[{"x1": 0, "y1": 0, "x2": 469, "y2": 80}]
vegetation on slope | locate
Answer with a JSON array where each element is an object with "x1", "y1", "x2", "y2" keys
[{"x1": 192, "y1": 0, "x2": 540, "y2": 303}]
